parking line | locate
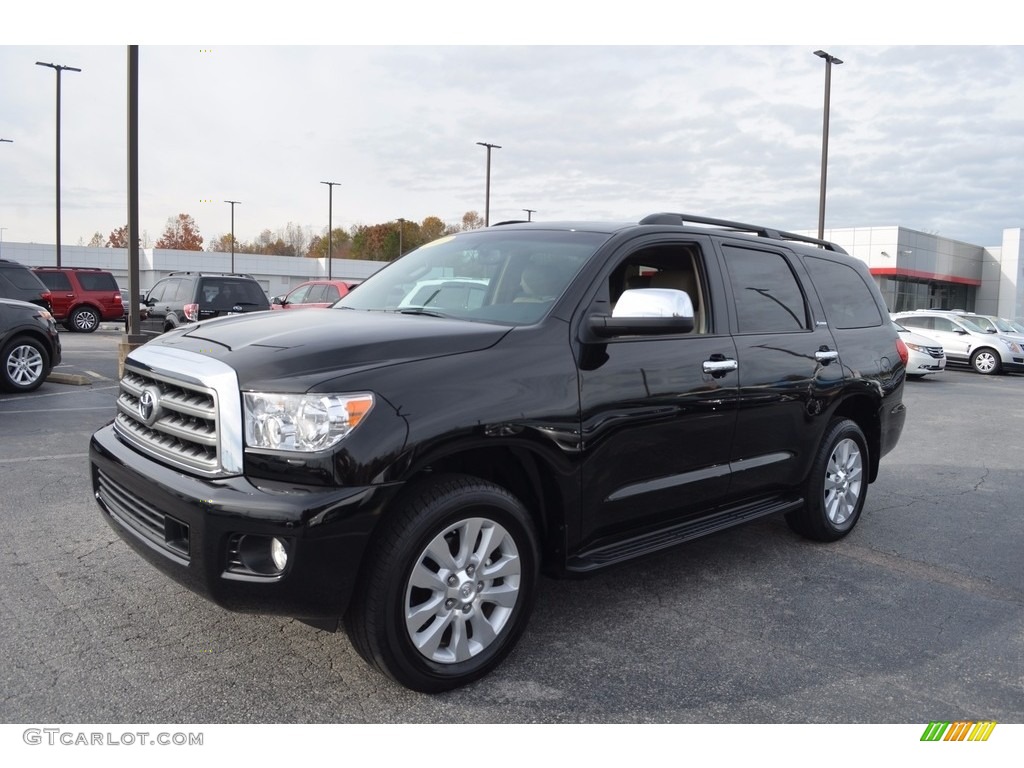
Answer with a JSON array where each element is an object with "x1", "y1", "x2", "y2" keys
[{"x1": 0, "y1": 453, "x2": 88, "y2": 464}]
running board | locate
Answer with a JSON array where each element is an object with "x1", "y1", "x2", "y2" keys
[{"x1": 566, "y1": 496, "x2": 804, "y2": 573}]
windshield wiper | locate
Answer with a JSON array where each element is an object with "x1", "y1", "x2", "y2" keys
[{"x1": 397, "y1": 308, "x2": 450, "y2": 318}]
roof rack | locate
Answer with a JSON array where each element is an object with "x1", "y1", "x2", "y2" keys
[{"x1": 639, "y1": 212, "x2": 846, "y2": 252}]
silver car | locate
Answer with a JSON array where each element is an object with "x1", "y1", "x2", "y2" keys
[{"x1": 892, "y1": 310, "x2": 1024, "y2": 375}]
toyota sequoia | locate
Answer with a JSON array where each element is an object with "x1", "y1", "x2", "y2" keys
[{"x1": 90, "y1": 213, "x2": 908, "y2": 692}]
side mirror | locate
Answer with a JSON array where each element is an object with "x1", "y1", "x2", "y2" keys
[
  {"x1": 270, "y1": 296, "x2": 284, "y2": 305},
  {"x1": 587, "y1": 288, "x2": 695, "y2": 338}
]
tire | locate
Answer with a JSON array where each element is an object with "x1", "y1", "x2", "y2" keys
[
  {"x1": 786, "y1": 418, "x2": 868, "y2": 542},
  {"x1": 70, "y1": 306, "x2": 100, "y2": 333},
  {"x1": 345, "y1": 474, "x2": 540, "y2": 692},
  {"x1": 970, "y1": 348, "x2": 1001, "y2": 375},
  {"x1": 1, "y1": 336, "x2": 51, "y2": 393}
]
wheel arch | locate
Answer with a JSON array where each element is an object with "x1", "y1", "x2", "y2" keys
[{"x1": 831, "y1": 394, "x2": 882, "y2": 482}]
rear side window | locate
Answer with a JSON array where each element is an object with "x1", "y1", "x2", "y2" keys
[
  {"x1": 722, "y1": 245, "x2": 808, "y2": 333},
  {"x1": 36, "y1": 271, "x2": 73, "y2": 291},
  {"x1": 4, "y1": 266, "x2": 47, "y2": 291},
  {"x1": 803, "y1": 256, "x2": 883, "y2": 329},
  {"x1": 77, "y1": 272, "x2": 119, "y2": 291}
]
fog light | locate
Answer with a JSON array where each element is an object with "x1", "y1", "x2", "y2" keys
[
  {"x1": 271, "y1": 537, "x2": 288, "y2": 571},
  {"x1": 235, "y1": 534, "x2": 290, "y2": 576}
]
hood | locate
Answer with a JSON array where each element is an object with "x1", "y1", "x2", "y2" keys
[{"x1": 151, "y1": 307, "x2": 512, "y2": 391}]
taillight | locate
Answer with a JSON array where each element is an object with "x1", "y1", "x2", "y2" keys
[
  {"x1": 895, "y1": 337, "x2": 909, "y2": 366},
  {"x1": 184, "y1": 302, "x2": 199, "y2": 322}
]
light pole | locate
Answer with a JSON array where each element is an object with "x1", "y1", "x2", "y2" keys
[
  {"x1": 224, "y1": 200, "x2": 240, "y2": 273},
  {"x1": 36, "y1": 61, "x2": 81, "y2": 268},
  {"x1": 522, "y1": 208, "x2": 536, "y2": 221},
  {"x1": 0, "y1": 227, "x2": 6, "y2": 258},
  {"x1": 321, "y1": 181, "x2": 340, "y2": 279},
  {"x1": 476, "y1": 141, "x2": 501, "y2": 227},
  {"x1": 396, "y1": 218, "x2": 407, "y2": 258},
  {"x1": 813, "y1": 49, "x2": 843, "y2": 240}
]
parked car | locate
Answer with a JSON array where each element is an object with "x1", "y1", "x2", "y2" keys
[
  {"x1": 270, "y1": 279, "x2": 354, "y2": 310},
  {"x1": 139, "y1": 272, "x2": 270, "y2": 337},
  {"x1": 894, "y1": 321, "x2": 945, "y2": 378},
  {"x1": 91, "y1": 212, "x2": 907, "y2": 692},
  {"x1": 0, "y1": 298, "x2": 62, "y2": 393},
  {"x1": 954, "y1": 312, "x2": 1024, "y2": 345},
  {"x1": 32, "y1": 266, "x2": 124, "y2": 333},
  {"x1": 892, "y1": 309, "x2": 1024, "y2": 374},
  {"x1": 0, "y1": 258, "x2": 52, "y2": 311}
]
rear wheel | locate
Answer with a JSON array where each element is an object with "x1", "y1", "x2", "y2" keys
[
  {"x1": 970, "y1": 348, "x2": 1001, "y2": 375},
  {"x1": 345, "y1": 475, "x2": 540, "y2": 692},
  {"x1": 786, "y1": 418, "x2": 868, "y2": 542},
  {"x1": 70, "y1": 306, "x2": 100, "y2": 333},
  {"x1": 1, "y1": 336, "x2": 51, "y2": 393}
]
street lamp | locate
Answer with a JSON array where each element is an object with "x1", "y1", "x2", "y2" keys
[
  {"x1": 396, "y1": 218, "x2": 406, "y2": 258},
  {"x1": 522, "y1": 208, "x2": 536, "y2": 221},
  {"x1": 36, "y1": 61, "x2": 81, "y2": 268},
  {"x1": 813, "y1": 50, "x2": 843, "y2": 240},
  {"x1": 476, "y1": 141, "x2": 501, "y2": 227},
  {"x1": 321, "y1": 181, "x2": 340, "y2": 279},
  {"x1": 224, "y1": 200, "x2": 240, "y2": 273},
  {"x1": 0, "y1": 138, "x2": 12, "y2": 143}
]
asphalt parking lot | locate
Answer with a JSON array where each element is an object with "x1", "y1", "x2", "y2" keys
[{"x1": 1, "y1": 327, "x2": 1022, "y2": 724}]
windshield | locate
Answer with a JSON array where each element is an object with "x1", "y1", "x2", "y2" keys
[
  {"x1": 337, "y1": 229, "x2": 608, "y2": 325},
  {"x1": 992, "y1": 317, "x2": 1016, "y2": 333},
  {"x1": 956, "y1": 317, "x2": 985, "y2": 333}
]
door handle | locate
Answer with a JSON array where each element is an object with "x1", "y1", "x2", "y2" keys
[
  {"x1": 702, "y1": 357, "x2": 738, "y2": 376},
  {"x1": 815, "y1": 348, "x2": 839, "y2": 364}
]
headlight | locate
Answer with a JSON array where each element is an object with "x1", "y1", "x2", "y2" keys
[
  {"x1": 244, "y1": 392, "x2": 374, "y2": 452},
  {"x1": 905, "y1": 342, "x2": 926, "y2": 352},
  {"x1": 998, "y1": 337, "x2": 1021, "y2": 353}
]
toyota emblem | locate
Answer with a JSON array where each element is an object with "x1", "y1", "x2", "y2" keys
[{"x1": 138, "y1": 386, "x2": 162, "y2": 426}]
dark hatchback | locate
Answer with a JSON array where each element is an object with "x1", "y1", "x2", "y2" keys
[
  {"x1": 91, "y1": 214, "x2": 907, "y2": 692},
  {"x1": 1, "y1": 298, "x2": 62, "y2": 392}
]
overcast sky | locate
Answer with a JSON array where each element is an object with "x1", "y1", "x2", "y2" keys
[{"x1": 2, "y1": 7, "x2": 1022, "y2": 250}]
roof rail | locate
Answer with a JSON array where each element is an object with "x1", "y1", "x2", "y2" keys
[
  {"x1": 491, "y1": 219, "x2": 529, "y2": 226},
  {"x1": 639, "y1": 212, "x2": 846, "y2": 252}
]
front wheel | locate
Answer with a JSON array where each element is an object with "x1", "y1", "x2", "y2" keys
[
  {"x1": 970, "y1": 348, "x2": 1001, "y2": 375},
  {"x1": 1, "y1": 336, "x2": 51, "y2": 393},
  {"x1": 786, "y1": 418, "x2": 868, "y2": 542},
  {"x1": 345, "y1": 475, "x2": 540, "y2": 692}
]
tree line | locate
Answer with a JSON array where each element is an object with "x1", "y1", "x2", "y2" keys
[{"x1": 85, "y1": 211, "x2": 487, "y2": 262}]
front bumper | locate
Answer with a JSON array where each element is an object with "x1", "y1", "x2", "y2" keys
[{"x1": 90, "y1": 423, "x2": 401, "y2": 620}]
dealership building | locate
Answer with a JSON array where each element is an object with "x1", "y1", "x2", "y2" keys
[{"x1": 4, "y1": 223, "x2": 1024, "y2": 319}]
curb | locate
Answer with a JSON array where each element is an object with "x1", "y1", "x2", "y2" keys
[{"x1": 47, "y1": 371, "x2": 93, "y2": 386}]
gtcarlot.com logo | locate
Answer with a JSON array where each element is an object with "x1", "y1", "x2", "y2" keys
[{"x1": 921, "y1": 721, "x2": 997, "y2": 742}]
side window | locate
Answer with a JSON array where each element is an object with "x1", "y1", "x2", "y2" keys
[
  {"x1": 722, "y1": 245, "x2": 808, "y2": 333},
  {"x1": 36, "y1": 272, "x2": 72, "y2": 291},
  {"x1": 803, "y1": 256, "x2": 883, "y2": 329},
  {"x1": 305, "y1": 285, "x2": 327, "y2": 303},
  {"x1": 605, "y1": 243, "x2": 708, "y2": 333},
  {"x1": 900, "y1": 316, "x2": 932, "y2": 331},
  {"x1": 173, "y1": 279, "x2": 193, "y2": 302},
  {"x1": 147, "y1": 280, "x2": 169, "y2": 303},
  {"x1": 932, "y1": 317, "x2": 956, "y2": 333},
  {"x1": 287, "y1": 284, "x2": 313, "y2": 304},
  {"x1": 322, "y1": 284, "x2": 341, "y2": 303},
  {"x1": 78, "y1": 272, "x2": 119, "y2": 291}
]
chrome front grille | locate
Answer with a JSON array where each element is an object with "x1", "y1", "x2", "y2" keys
[
  {"x1": 925, "y1": 346, "x2": 944, "y2": 359},
  {"x1": 115, "y1": 368, "x2": 220, "y2": 475}
]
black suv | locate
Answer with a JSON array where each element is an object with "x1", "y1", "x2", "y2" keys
[
  {"x1": 139, "y1": 272, "x2": 270, "y2": 336},
  {"x1": 90, "y1": 214, "x2": 908, "y2": 692},
  {"x1": 0, "y1": 259, "x2": 52, "y2": 311},
  {"x1": 1, "y1": 298, "x2": 62, "y2": 392}
]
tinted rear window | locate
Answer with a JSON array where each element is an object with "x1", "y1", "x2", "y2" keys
[
  {"x1": 804, "y1": 256, "x2": 883, "y2": 329},
  {"x1": 77, "y1": 272, "x2": 119, "y2": 291},
  {"x1": 198, "y1": 278, "x2": 269, "y2": 309},
  {"x1": 3, "y1": 265, "x2": 48, "y2": 291}
]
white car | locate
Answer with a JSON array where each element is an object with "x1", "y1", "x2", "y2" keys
[
  {"x1": 893, "y1": 322, "x2": 945, "y2": 378},
  {"x1": 397, "y1": 278, "x2": 489, "y2": 311},
  {"x1": 892, "y1": 310, "x2": 1024, "y2": 375}
]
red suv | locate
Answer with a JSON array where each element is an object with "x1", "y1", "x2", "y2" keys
[
  {"x1": 270, "y1": 279, "x2": 354, "y2": 310},
  {"x1": 32, "y1": 267, "x2": 124, "y2": 333}
]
